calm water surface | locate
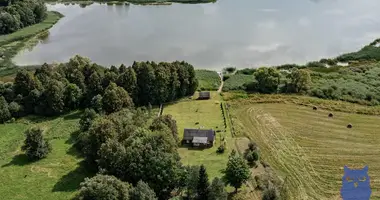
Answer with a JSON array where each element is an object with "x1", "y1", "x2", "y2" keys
[{"x1": 13, "y1": 0, "x2": 380, "y2": 69}]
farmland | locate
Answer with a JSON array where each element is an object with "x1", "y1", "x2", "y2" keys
[
  {"x1": 195, "y1": 70, "x2": 221, "y2": 91},
  {"x1": 0, "y1": 112, "x2": 90, "y2": 200},
  {"x1": 223, "y1": 74, "x2": 253, "y2": 91},
  {"x1": 163, "y1": 92, "x2": 233, "y2": 178},
  {"x1": 229, "y1": 98, "x2": 380, "y2": 199}
]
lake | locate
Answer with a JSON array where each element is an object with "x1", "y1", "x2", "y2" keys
[{"x1": 13, "y1": 0, "x2": 380, "y2": 69}]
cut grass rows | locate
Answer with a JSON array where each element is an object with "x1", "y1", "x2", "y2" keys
[{"x1": 231, "y1": 102, "x2": 380, "y2": 199}]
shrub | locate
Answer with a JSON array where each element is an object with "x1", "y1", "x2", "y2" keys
[
  {"x1": 262, "y1": 185, "x2": 280, "y2": 200},
  {"x1": 0, "y1": 96, "x2": 11, "y2": 123},
  {"x1": 79, "y1": 108, "x2": 98, "y2": 132},
  {"x1": 21, "y1": 127, "x2": 52, "y2": 160},
  {"x1": 217, "y1": 145, "x2": 225, "y2": 154},
  {"x1": 75, "y1": 175, "x2": 130, "y2": 200}
]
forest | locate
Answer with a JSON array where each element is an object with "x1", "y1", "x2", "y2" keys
[
  {"x1": 0, "y1": 55, "x2": 198, "y2": 123},
  {"x1": 0, "y1": 0, "x2": 47, "y2": 34}
]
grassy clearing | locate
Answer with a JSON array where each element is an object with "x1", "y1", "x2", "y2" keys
[
  {"x1": 230, "y1": 100, "x2": 380, "y2": 199},
  {"x1": 195, "y1": 69, "x2": 221, "y2": 91},
  {"x1": 0, "y1": 11, "x2": 63, "y2": 68},
  {"x1": 163, "y1": 92, "x2": 232, "y2": 178},
  {"x1": 0, "y1": 111, "x2": 91, "y2": 200},
  {"x1": 224, "y1": 92, "x2": 380, "y2": 115},
  {"x1": 223, "y1": 74, "x2": 253, "y2": 91}
]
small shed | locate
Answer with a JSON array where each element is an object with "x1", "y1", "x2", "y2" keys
[
  {"x1": 198, "y1": 91, "x2": 211, "y2": 100},
  {"x1": 183, "y1": 128, "x2": 215, "y2": 147}
]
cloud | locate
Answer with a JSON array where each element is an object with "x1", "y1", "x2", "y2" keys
[
  {"x1": 298, "y1": 17, "x2": 310, "y2": 26},
  {"x1": 257, "y1": 20, "x2": 276, "y2": 29},
  {"x1": 257, "y1": 8, "x2": 278, "y2": 12},
  {"x1": 324, "y1": 9, "x2": 345, "y2": 15},
  {"x1": 246, "y1": 43, "x2": 283, "y2": 53}
]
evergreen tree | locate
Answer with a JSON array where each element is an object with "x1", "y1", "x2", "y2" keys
[
  {"x1": 208, "y1": 178, "x2": 227, "y2": 200},
  {"x1": 21, "y1": 127, "x2": 52, "y2": 160},
  {"x1": 130, "y1": 181, "x2": 158, "y2": 200},
  {"x1": 197, "y1": 165, "x2": 210, "y2": 200}
]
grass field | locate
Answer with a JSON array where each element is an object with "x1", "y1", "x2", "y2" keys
[
  {"x1": 0, "y1": 112, "x2": 90, "y2": 200},
  {"x1": 223, "y1": 74, "x2": 253, "y2": 91},
  {"x1": 195, "y1": 70, "x2": 221, "y2": 91},
  {"x1": 230, "y1": 100, "x2": 380, "y2": 199},
  {"x1": 163, "y1": 92, "x2": 233, "y2": 178}
]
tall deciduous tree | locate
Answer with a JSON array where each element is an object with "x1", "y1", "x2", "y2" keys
[
  {"x1": 223, "y1": 151, "x2": 250, "y2": 193},
  {"x1": 75, "y1": 175, "x2": 130, "y2": 200},
  {"x1": 14, "y1": 69, "x2": 39, "y2": 97},
  {"x1": 149, "y1": 115, "x2": 179, "y2": 143},
  {"x1": 79, "y1": 108, "x2": 98, "y2": 132},
  {"x1": 287, "y1": 68, "x2": 311, "y2": 93},
  {"x1": 254, "y1": 67, "x2": 280, "y2": 94},
  {"x1": 117, "y1": 67, "x2": 137, "y2": 101},
  {"x1": 39, "y1": 80, "x2": 65, "y2": 116},
  {"x1": 134, "y1": 62, "x2": 156, "y2": 106},
  {"x1": 102, "y1": 83, "x2": 133, "y2": 114},
  {"x1": 64, "y1": 83, "x2": 82, "y2": 110}
]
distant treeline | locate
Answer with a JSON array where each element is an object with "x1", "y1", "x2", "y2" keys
[
  {"x1": 0, "y1": 55, "x2": 197, "y2": 123},
  {"x1": 0, "y1": 0, "x2": 47, "y2": 34}
]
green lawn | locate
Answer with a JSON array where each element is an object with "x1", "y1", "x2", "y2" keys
[
  {"x1": 0, "y1": 111, "x2": 91, "y2": 200},
  {"x1": 163, "y1": 92, "x2": 233, "y2": 178}
]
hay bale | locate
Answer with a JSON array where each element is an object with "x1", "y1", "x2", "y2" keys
[
  {"x1": 313, "y1": 106, "x2": 318, "y2": 110},
  {"x1": 328, "y1": 113, "x2": 333, "y2": 117},
  {"x1": 347, "y1": 123, "x2": 353, "y2": 128}
]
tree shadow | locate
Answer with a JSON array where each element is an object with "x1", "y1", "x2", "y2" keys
[
  {"x1": 52, "y1": 161, "x2": 94, "y2": 192},
  {"x1": 64, "y1": 130, "x2": 84, "y2": 158},
  {"x1": 1, "y1": 154, "x2": 35, "y2": 167}
]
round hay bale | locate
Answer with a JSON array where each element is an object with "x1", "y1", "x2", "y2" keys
[
  {"x1": 347, "y1": 123, "x2": 353, "y2": 128},
  {"x1": 328, "y1": 113, "x2": 333, "y2": 117},
  {"x1": 313, "y1": 106, "x2": 318, "y2": 110}
]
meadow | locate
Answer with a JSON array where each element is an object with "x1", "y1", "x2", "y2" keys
[
  {"x1": 195, "y1": 69, "x2": 221, "y2": 91},
  {"x1": 222, "y1": 74, "x2": 253, "y2": 91},
  {"x1": 0, "y1": 112, "x2": 90, "y2": 200},
  {"x1": 163, "y1": 92, "x2": 233, "y2": 178},
  {"x1": 229, "y1": 96, "x2": 380, "y2": 199}
]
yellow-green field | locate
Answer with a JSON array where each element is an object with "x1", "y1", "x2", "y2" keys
[
  {"x1": 163, "y1": 92, "x2": 233, "y2": 178},
  {"x1": 0, "y1": 112, "x2": 90, "y2": 200},
  {"x1": 231, "y1": 102, "x2": 380, "y2": 199}
]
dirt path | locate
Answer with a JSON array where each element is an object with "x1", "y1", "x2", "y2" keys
[{"x1": 217, "y1": 73, "x2": 224, "y2": 93}]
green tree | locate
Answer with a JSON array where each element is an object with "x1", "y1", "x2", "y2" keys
[
  {"x1": 8, "y1": 101, "x2": 22, "y2": 118},
  {"x1": 287, "y1": 69, "x2": 311, "y2": 93},
  {"x1": 87, "y1": 71, "x2": 103, "y2": 97},
  {"x1": 103, "y1": 71, "x2": 118, "y2": 88},
  {"x1": 149, "y1": 115, "x2": 179, "y2": 143},
  {"x1": 134, "y1": 62, "x2": 156, "y2": 105},
  {"x1": 79, "y1": 108, "x2": 98, "y2": 132},
  {"x1": 64, "y1": 83, "x2": 82, "y2": 109},
  {"x1": 21, "y1": 127, "x2": 52, "y2": 160},
  {"x1": 130, "y1": 181, "x2": 158, "y2": 200},
  {"x1": 82, "y1": 118, "x2": 117, "y2": 163},
  {"x1": 14, "y1": 69, "x2": 39, "y2": 97},
  {"x1": 197, "y1": 165, "x2": 210, "y2": 200},
  {"x1": 117, "y1": 67, "x2": 137, "y2": 101},
  {"x1": 39, "y1": 80, "x2": 65, "y2": 116},
  {"x1": 91, "y1": 94, "x2": 103, "y2": 113},
  {"x1": 0, "y1": 96, "x2": 11, "y2": 123},
  {"x1": 0, "y1": 11, "x2": 20, "y2": 34},
  {"x1": 75, "y1": 175, "x2": 130, "y2": 200},
  {"x1": 102, "y1": 83, "x2": 133, "y2": 114},
  {"x1": 223, "y1": 151, "x2": 250, "y2": 193},
  {"x1": 153, "y1": 63, "x2": 170, "y2": 104},
  {"x1": 208, "y1": 178, "x2": 227, "y2": 200},
  {"x1": 254, "y1": 67, "x2": 280, "y2": 93},
  {"x1": 24, "y1": 89, "x2": 41, "y2": 114},
  {"x1": 185, "y1": 165, "x2": 200, "y2": 199},
  {"x1": 34, "y1": 63, "x2": 53, "y2": 85}
]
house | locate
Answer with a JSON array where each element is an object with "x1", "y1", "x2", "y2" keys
[
  {"x1": 182, "y1": 128, "x2": 215, "y2": 147},
  {"x1": 198, "y1": 91, "x2": 210, "y2": 100}
]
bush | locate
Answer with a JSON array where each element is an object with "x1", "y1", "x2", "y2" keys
[
  {"x1": 0, "y1": 96, "x2": 11, "y2": 123},
  {"x1": 75, "y1": 175, "x2": 130, "y2": 200},
  {"x1": 130, "y1": 181, "x2": 157, "y2": 200},
  {"x1": 21, "y1": 127, "x2": 52, "y2": 160},
  {"x1": 217, "y1": 145, "x2": 225, "y2": 154},
  {"x1": 262, "y1": 186, "x2": 280, "y2": 200}
]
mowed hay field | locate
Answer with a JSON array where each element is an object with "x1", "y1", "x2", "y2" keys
[
  {"x1": 231, "y1": 102, "x2": 380, "y2": 200},
  {"x1": 163, "y1": 92, "x2": 233, "y2": 178},
  {"x1": 0, "y1": 112, "x2": 90, "y2": 200}
]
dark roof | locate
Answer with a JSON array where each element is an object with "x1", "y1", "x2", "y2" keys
[
  {"x1": 198, "y1": 91, "x2": 210, "y2": 99},
  {"x1": 183, "y1": 128, "x2": 215, "y2": 141}
]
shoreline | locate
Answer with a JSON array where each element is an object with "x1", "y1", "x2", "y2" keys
[
  {"x1": 45, "y1": 0, "x2": 216, "y2": 6},
  {"x1": 0, "y1": 11, "x2": 64, "y2": 68}
]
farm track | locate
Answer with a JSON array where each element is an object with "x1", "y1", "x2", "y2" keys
[{"x1": 231, "y1": 103, "x2": 380, "y2": 199}]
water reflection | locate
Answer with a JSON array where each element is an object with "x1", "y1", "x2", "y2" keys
[{"x1": 13, "y1": 0, "x2": 380, "y2": 69}]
